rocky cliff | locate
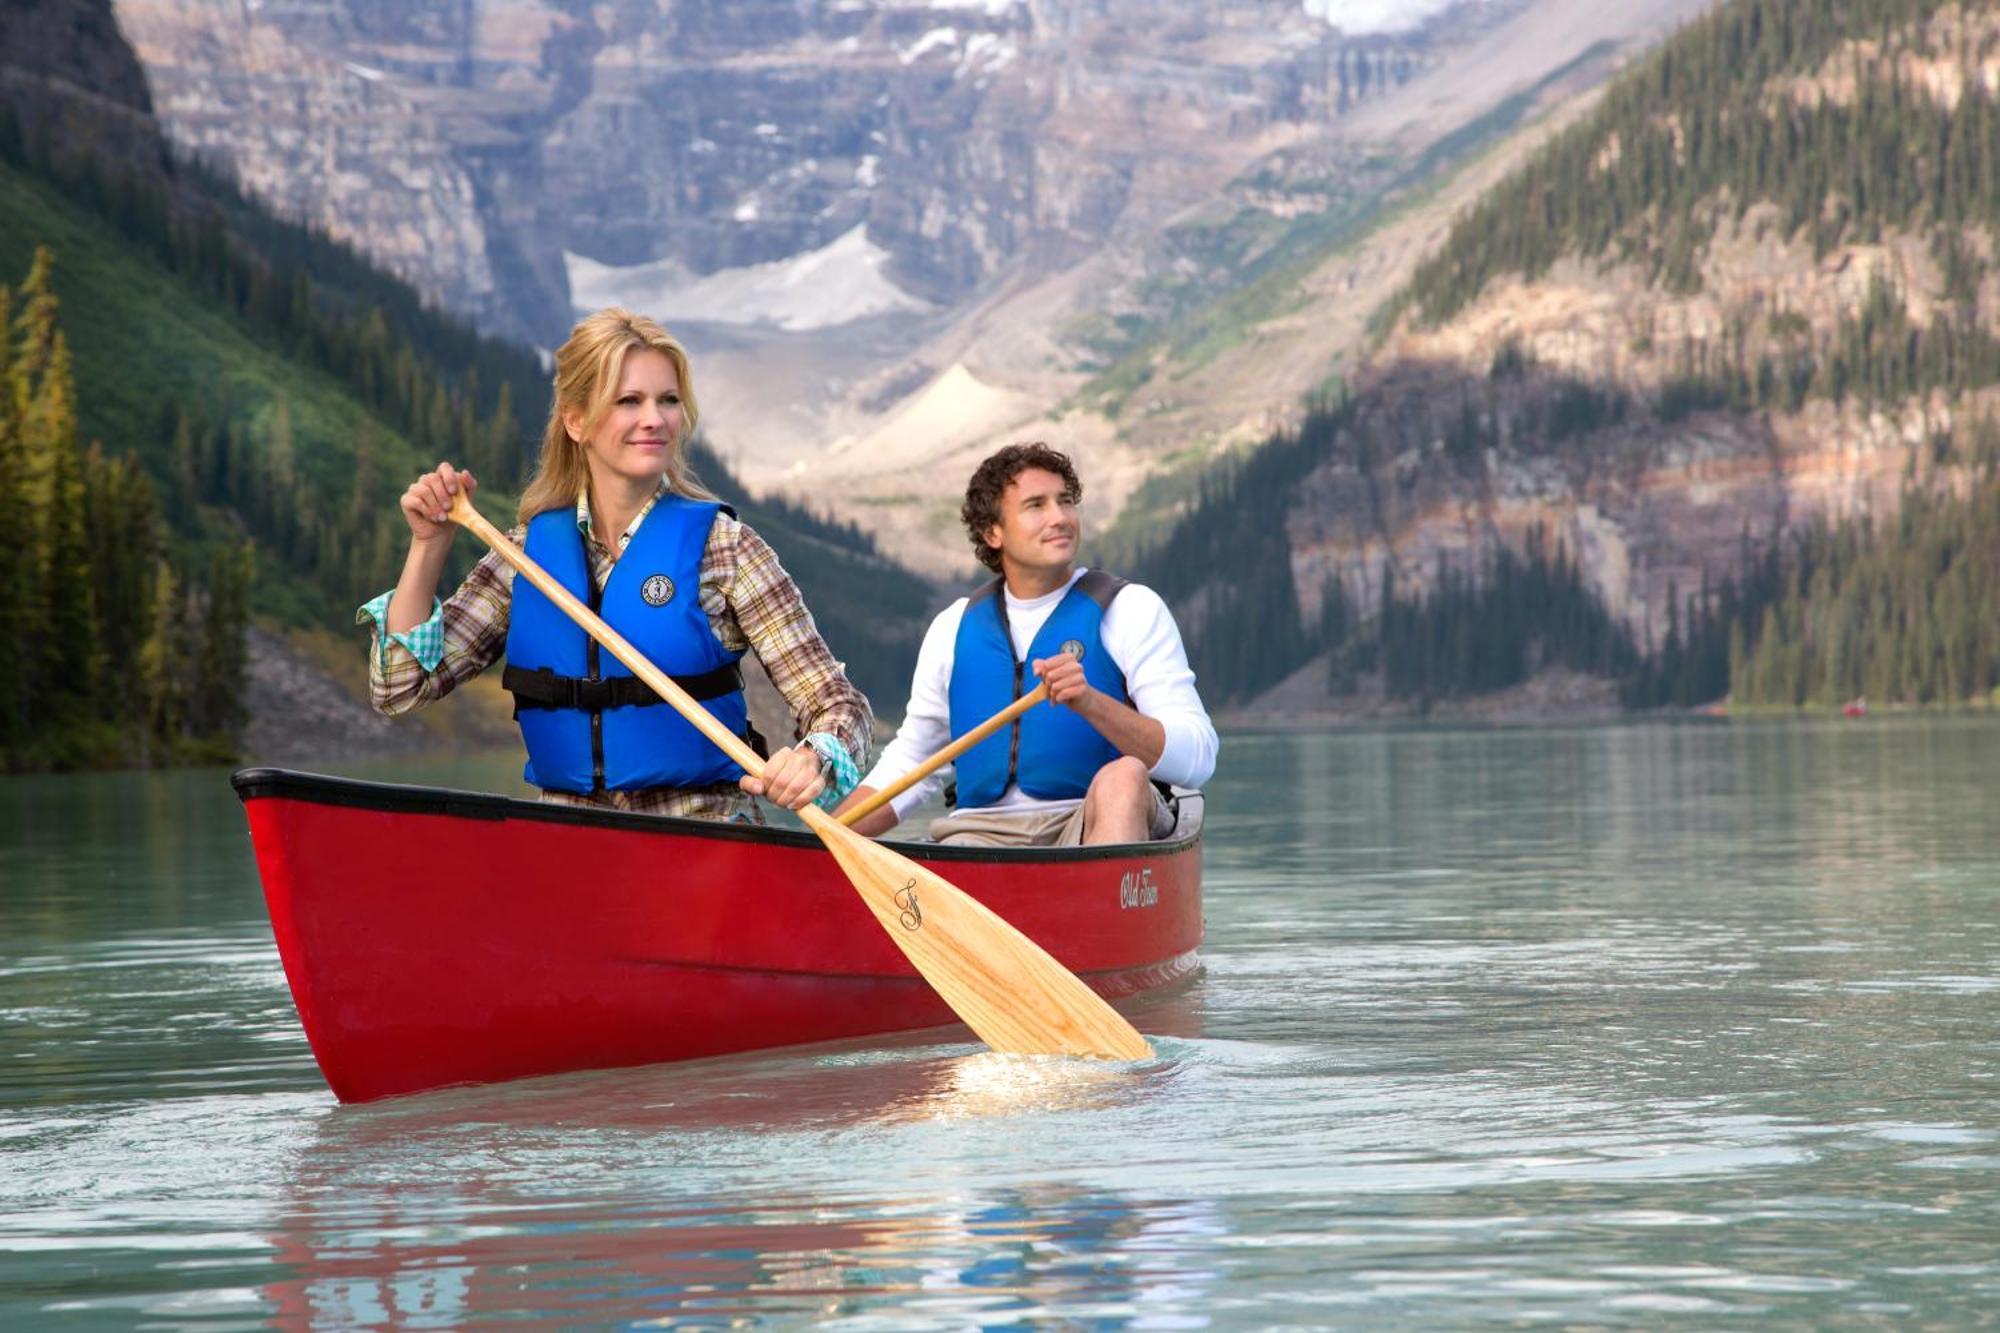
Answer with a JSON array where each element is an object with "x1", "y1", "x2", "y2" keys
[
  {"x1": 2, "y1": 0, "x2": 167, "y2": 175},
  {"x1": 111, "y1": 0, "x2": 1451, "y2": 349}
]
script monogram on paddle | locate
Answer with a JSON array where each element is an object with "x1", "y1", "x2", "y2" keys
[{"x1": 894, "y1": 878, "x2": 923, "y2": 931}]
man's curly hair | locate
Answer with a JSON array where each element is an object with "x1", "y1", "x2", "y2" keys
[{"x1": 961, "y1": 442, "x2": 1083, "y2": 575}]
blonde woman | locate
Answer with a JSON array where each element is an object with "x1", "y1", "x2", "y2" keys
[{"x1": 359, "y1": 308, "x2": 869, "y2": 820}]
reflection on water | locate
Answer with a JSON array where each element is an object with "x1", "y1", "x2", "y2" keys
[
  {"x1": 2, "y1": 720, "x2": 1997, "y2": 1325},
  {"x1": 266, "y1": 1045, "x2": 1222, "y2": 1326},
  {"x1": 267, "y1": 1186, "x2": 1221, "y2": 1328}
]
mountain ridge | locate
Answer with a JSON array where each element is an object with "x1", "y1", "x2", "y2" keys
[{"x1": 1135, "y1": 0, "x2": 2000, "y2": 714}]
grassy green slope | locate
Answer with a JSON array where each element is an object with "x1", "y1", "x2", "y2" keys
[
  {"x1": 0, "y1": 163, "x2": 434, "y2": 496},
  {"x1": 0, "y1": 160, "x2": 436, "y2": 623}
]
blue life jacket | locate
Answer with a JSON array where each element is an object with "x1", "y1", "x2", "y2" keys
[
  {"x1": 503, "y1": 498, "x2": 748, "y2": 794},
  {"x1": 948, "y1": 570, "x2": 1128, "y2": 808}
]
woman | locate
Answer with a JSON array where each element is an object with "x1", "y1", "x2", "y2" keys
[{"x1": 358, "y1": 307, "x2": 869, "y2": 820}]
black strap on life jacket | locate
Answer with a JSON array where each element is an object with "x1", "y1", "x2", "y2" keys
[
  {"x1": 964, "y1": 569, "x2": 1129, "y2": 614},
  {"x1": 1072, "y1": 568, "x2": 1129, "y2": 610},
  {"x1": 502, "y1": 661, "x2": 745, "y2": 715}
]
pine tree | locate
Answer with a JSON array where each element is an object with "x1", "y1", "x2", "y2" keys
[
  {"x1": 10, "y1": 251, "x2": 66, "y2": 733},
  {"x1": 0, "y1": 280, "x2": 26, "y2": 754},
  {"x1": 83, "y1": 446, "x2": 164, "y2": 724},
  {"x1": 167, "y1": 407, "x2": 198, "y2": 525},
  {"x1": 35, "y1": 333, "x2": 104, "y2": 724},
  {"x1": 189, "y1": 542, "x2": 255, "y2": 746},
  {"x1": 136, "y1": 559, "x2": 186, "y2": 760}
]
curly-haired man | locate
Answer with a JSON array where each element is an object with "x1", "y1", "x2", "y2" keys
[{"x1": 839, "y1": 442, "x2": 1217, "y2": 846}]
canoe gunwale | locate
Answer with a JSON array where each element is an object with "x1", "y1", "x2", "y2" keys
[{"x1": 230, "y1": 766, "x2": 1206, "y2": 862}]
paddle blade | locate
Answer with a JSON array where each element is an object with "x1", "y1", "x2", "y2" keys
[{"x1": 805, "y1": 810, "x2": 1153, "y2": 1061}]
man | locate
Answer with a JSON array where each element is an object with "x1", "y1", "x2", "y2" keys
[{"x1": 840, "y1": 442, "x2": 1217, "y2": 846}]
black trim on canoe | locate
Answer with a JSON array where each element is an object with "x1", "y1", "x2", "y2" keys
[{"x1": 230, "y1": 768, "x2": 1204, "y2": 865}]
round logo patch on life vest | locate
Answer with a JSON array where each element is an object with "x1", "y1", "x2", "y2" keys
[
  {"x1": 640, "y1": 574, "x2": 676, "y2": 607},
  {"x1": 1060, "y1": 639, "x2": 1086, "y2": 661}
]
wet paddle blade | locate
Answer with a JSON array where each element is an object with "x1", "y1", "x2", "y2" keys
[{"x1": 805, "y1": 808, "x2": 1154, "y2": 1060}]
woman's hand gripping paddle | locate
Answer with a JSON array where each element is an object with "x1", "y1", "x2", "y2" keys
[{"x1": 449, "y1": 489, "x2": 1152, "y2": 1061}]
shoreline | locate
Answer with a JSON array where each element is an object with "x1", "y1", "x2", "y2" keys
[{"x1": 28, "y1": 636, "x2": 1988, "y2": 777}]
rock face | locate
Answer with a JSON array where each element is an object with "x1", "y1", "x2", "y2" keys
[
  {"x1": 2, "y1": 0, "x2": 153, "y2": 114},
  {"x1": 1324, "y1": 0, "x2": 2000, "y2": 646},
  {"x1": 110, "y1": 0, "x2": 1451, "y2": 346},
  {"x1": 1, "y1": 0, "x2": 167, "y2": 175},
  {"x1": 1319, "y1": 250, "x2": 1988, "y2": 642},
  {"x1": 1276, "y1": 359, "x2": 1945, "y2": 654}
]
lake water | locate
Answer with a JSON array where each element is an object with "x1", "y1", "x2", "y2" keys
[{"x1": 2, "y1": 719, "x2": 1996, "y2": 1327}]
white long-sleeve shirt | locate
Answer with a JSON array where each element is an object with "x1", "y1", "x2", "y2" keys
[{"x1": 862, "y1": 569, "x2": 1219, "y2": 822}]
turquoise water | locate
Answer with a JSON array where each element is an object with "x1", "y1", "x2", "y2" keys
[{"x1": 1, "y1": 719, "x2": 1996, "y2": 1326}]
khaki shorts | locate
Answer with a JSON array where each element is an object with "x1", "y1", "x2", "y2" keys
[{"x1": 928, "y1": 788, "x2": 1176, "y2": 848}]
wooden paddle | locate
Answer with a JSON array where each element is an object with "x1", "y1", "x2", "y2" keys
[
  {"x1": 448, "y1": 490, "x2": 1152, "y2": 1062},
  {"x1": 837, "y1": 681, "x2": 1051, "y2": 827}
]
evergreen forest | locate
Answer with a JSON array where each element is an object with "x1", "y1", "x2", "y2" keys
[
  {"x1": 1, "y1": 247, "x2": 251, "y2": 767},
  {"x1": 1137, "y1": 390, "x2": 2000, "y2": 711}
]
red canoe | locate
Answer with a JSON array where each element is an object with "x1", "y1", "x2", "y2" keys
[{"x1": 232, "y1": 769, "x2": 1205, "y2": 1102}]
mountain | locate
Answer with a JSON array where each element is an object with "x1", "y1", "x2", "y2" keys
[
  {"x1": 112, "y1": 0, "x2": 1455, "y2": 344},
  {"x1": 107, "y1": 0, "x2": 1714, "y2": 570},
  {"x1": 0, "y1": 0, "x2": 936, "y2": 767},
  {"x1": 1134, "y1": 0, "x2": 2000, "y2": 714}
]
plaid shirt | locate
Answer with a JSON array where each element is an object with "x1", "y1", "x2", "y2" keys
[{"x1": 359, "y1": 489, "x2": 869, "y2": 822}]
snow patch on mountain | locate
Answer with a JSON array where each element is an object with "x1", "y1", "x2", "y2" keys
[
  {"x1": 566, "y1": 226, "x2": 932, "y2": 333},
  {"x1": 1303, "y1": 0, "x2": 1466, "y2": 36}
]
